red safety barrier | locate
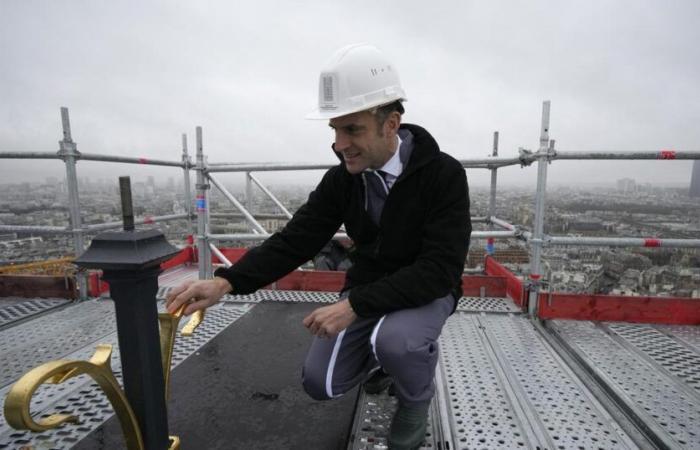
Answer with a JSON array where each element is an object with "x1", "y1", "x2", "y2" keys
[
  {"x1": 538, "y1": 292, "x2": 700, "y2": 325},
  {"x1": 484, "y1": 256, "x2": 526, "y2": 306},
  {"x1": 275, "y1": 270, "x2": 346, "y2": 292},
  {"x1": 88, "y1": 271, "x2": 109, "y2": 297},
  {"x1": 161, "y1": 247, "x2": 195, "y2": 270}
]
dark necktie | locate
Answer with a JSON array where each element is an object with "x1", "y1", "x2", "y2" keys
[{"x1": 365, "y1": 170, "x2": 389, "y2": 225}]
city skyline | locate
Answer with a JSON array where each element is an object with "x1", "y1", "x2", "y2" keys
[{"x1": 1, "y1": 1, "x2": 699, "y2": 187}]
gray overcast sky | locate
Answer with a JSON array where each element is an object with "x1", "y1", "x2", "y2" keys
[{"x1": 1, "y1": 0, "x2": 699, "y2": 189}]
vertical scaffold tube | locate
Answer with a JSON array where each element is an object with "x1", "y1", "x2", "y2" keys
[
  {"x1": 487, "y1": 131, "x2": 499, "y2": 256},
  {"x1": 195, "y1": 127, "x2": 212, "y2": 279},
  {"x1": 528, "y1": 101, "x2": 551, "y2": 315},
  {"x1": 182, "y1": 133, "x2": 194, "y2": 237},
  {"x1": 245, "y1": 171, "x2": 254, "y2": 220},
  {"x1": 59, "y1": 107, "x2": 87, "y2": 300}
]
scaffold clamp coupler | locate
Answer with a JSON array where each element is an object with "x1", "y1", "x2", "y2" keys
[{"x1": 517, "y1": 147, "x2": 535, "y2": 167}]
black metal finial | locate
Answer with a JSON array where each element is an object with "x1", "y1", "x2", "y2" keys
[{"x1": 119, "y1": 176, "x2": 135, "y2": 231}]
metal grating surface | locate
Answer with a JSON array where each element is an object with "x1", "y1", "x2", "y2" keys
[
  {"x1": 0, "y1": 298, "x2": 67, "y2": 327},
  {"x1": 440, "y1": 313, "x2": 637, "y2": 450},
  {"x1": 552, "y1": 319, "x2": 700, "y2": 449},
  {"x1": 349, "y1": 391, "x2": 437, "y2": 450},
  {"x1": 157, "y1": 265, "x2": 198, "y2": 287},
  {"x1": 456, "y1": 296, "x2": 521, "y2": 313},
  {"x1": 156, "y1": 286, "x2": 339, "y2": 304},
  {"x1": 0, "y1": 301, "x2": 252, "y2": 449},
  {"x1": 0, "y1": 300, "x2": 116, "y2": 388},
  {"x1": 656, "y1": 324, "x2": 700, "y2": 353},
  {"x1": 604, "y1": 322, "x2": 700, "y2": 394},
  {"x1": 439, "y1": 313, "x2": 532, "y2": 449}
]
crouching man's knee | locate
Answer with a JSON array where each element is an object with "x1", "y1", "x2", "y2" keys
[{"x1": 301, "y1": 365, "x2": 332, "y2": 401}]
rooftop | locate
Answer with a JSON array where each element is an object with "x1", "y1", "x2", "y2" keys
[{"x1": 1, "y1": 262, "x2": 699, "y2": 449}]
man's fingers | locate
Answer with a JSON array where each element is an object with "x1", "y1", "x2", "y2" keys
[
  {"x1": 183, "y1": 298, "x2": 210, "y2": 316},
  {"x1": 167, "y1": 285, "x2": 198, "y2": 314},
  {"x1": 302, "y1": 313, "x2": 314, "y2": 328},
  {"x1": 166, "y1": 280, "x2": 193, "y2": 305}
]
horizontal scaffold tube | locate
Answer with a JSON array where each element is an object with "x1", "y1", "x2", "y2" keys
[
  {"x1": 208, "y1": 230, "x2": 516, "y2": 242},
  {"x1": 457, "y1": 157, "x2": 523, "y2": 168},
  {"x1": 546, "y1": 236, "x2": 700, "y2": 248},
  {"x1": 85, "y1": 213, "x2": 190, "y2": 232},
  {"x1": 0, "y1": 225, "x2": 71, "y2": 234},
  {"x1": 0, "y1": 214, "x2": 190, "y2": 235},
  {"x1": 210, "y1": 213, "x2": 291, "y2": 220},
  {"x1": 0, "y1": 152, "x2": 62, "y2": 159},
  {"x1": 78, "y1": 153, "x2": 185, "y2": 167},
  {"x1": 489, "y1": 216, "x2": 516, "y2": 231},
  {"x1": 206, "y1": 163, "x2": 334, "y2": 173},
  {"x1": 551, "y1": 150, "x2": 700, "y2": 160}
]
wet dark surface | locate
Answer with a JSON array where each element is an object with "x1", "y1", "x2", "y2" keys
[{"x1": 74, "y1": 302, "x2": 359, "y2": 450}]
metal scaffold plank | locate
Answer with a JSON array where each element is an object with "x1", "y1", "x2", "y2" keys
[
  {"x1": 348, "y1": 390, "x2": 439, "y2": 450},
  {"x1": 456, "y1": 296, "x2": 521, "y2": 313},
  {"x1": 551, "y1": 319, "x2": 700, "y2": 449},
  {"x1": 0, "y1": 298, "x2": 68, "y2": 329},
  {"x1": 602, "y1": 322, "x2": 700, "y2": 397},
  {"x1": 0, "y1": 301, "x2": 252, "y2": 449},
  {"x1": 0, "y1": 300, "x2": 117, "y2": 389},
  {"x1": 439, "y1": 313, "x2": 638, "y2": 450}
]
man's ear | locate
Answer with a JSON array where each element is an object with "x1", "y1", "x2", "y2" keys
[{"x1": 385, "y1": 111, "x2": 401, "y2": 135}]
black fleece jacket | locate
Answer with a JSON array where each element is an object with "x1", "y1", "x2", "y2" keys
[{"x1": 214, "y1": 124, "x2": 471, "y2": 317}]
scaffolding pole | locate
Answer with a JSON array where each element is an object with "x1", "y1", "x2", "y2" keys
[
  {"x1": 0, "y1": 152, "x2": 61, "y2": 159},
  {"x1": 195, "y1": 126, "x2": 212, "y2": 280},
  {"x1": 207, "y1": 162, "x2": 334, "y2": 173},
  {"x1": 208, "y1": 230, "x2": 516, "y2": 242},
  {"x1": 182, "y1": 133, "x2": 194, "y2": 236},
  {"x1": 490, "y1": 217, "x2": 516, "y2": 231},
  {"x1": 546, "y1": 236, "x2": 700, "y2": 248},
  {"x1": 245, "y1": 172, "x2": 254, "y2": 219},
  {"x1": 528, "y1": 101, "x2": 551, "y2": 316},
  {"x1": 76, "y1": 153, "x2": 184, "y2": 167},
  {"x1": 552, "y1": 150, "x2": 700, "y2": 160},
  {"x1": 209, "y1": 243, "x2": 233, "y2": 268},
  {"x1": 210, "y1": 212, "x2": 290, "y2": 220},
  {"x1": 85, "y1": 213, "x2": 189, "y2": 232},
  {"x1": 207, "y1": 174, "x2": 267, "y2": 234},
  {"x1": 56, "y1": 108, "x2": 87, "y2": 300},
  {"x1": 488, "y1": 132, "x2": 499, "y2": 221},
  {"x1": 248, "y1": 173, "x2": 294, "y2": 219},
  {"x1": 0, "y1": 225, "x2": 71, "y2": 234}
]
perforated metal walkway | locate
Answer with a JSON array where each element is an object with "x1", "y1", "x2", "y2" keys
[{"x1": 1, "y1": 275, "x2": 699, "y2": 449}]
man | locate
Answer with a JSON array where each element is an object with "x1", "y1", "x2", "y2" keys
[{"x1": 167, "y1": 43, "x2": 471, "y2": 450}]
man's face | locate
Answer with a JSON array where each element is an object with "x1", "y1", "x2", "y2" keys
[{"x1": 329, "y1": 110, "x2": 397, "y2": 175}]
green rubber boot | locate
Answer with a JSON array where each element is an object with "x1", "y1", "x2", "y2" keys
[{"x1": 387, "y1": 401, "x2": 429, "y2": 450}]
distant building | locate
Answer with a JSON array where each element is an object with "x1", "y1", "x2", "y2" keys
[
  {"x1": 690, "y1": 160, "x2": 700, "y2": 197},
  {"x1": 616, "y1": 178, "x2": 636, "y2": 193}
]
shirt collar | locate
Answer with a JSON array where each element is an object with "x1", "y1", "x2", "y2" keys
[{"x1": 378, "y1": 134, "x2": 403, "y2": 178}]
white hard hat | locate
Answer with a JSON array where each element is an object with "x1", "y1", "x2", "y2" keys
[{"x1": 306, "y1": 43, "x2": 407, "y2": 120}]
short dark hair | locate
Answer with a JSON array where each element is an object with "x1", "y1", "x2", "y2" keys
[{"x1": 373, "y1": 100, "x2": 405, "y2": 128}]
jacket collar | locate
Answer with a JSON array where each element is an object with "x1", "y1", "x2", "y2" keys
[{"x1": 331, "y1": 123, "x2": 440, "y2": 180}]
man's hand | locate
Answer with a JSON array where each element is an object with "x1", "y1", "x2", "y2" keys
[
  {"x1": 165, "y1": 277, "x2": 232, "y2": 316},
  {"x1": 303, "y1": 299, "x2": 357, "y2": 338}
]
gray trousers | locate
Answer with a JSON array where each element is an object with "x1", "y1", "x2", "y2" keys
[{"x1": 302, "y1": 293, "x2": 454, "y2": 407}]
